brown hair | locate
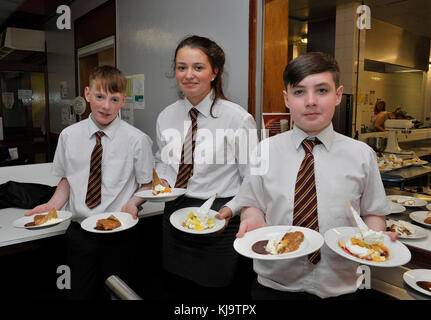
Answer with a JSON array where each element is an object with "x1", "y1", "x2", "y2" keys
[
  {"x1": 374, "y1": 100, "x2": 386, "y2": 113},
  {"x1": 173, "y1": 35, "x2": 227, "y2": 117},
  {"x1": 283, "y1": 52, "x2": 340, "y2": 89},
  {"x1": 89, "y1": 65, "x2": 127, "y2": 94}
]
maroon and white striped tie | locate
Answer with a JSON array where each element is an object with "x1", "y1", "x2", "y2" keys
[
  {"x1": 293, "y1": 138, "x2": 321, "y2": 264},
  {"x1": 86, "y1": 131, "x2": 104, "y2": 208},
  {"x1": 175, "y1": 108, "x2": 198, "y2": 188}
]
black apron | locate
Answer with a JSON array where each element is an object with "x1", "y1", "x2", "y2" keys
[{"x1": 162, "y1": 196, "x2": 240, "y2": 288}]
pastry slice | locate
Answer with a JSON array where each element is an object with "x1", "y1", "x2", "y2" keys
[
  {"x1": 276, "y1": 231, "x2": 304, "y2": 254},
  {"x1": 94, "y1": 215, "x2": 122, "y2": 231},
  {"x1": 425, "y1": 212, "x2": 431, "y2": 225},
  {"x1": 34, "y1": 208, "x2": 58, "y2": 226},
  {"x1": 152, "y1": 168, "x2": 171, "y2": 195}
]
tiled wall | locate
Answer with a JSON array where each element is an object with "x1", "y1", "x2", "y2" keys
[{"x1": 358, "y1": 70, "x2": 425, "y2": 128}]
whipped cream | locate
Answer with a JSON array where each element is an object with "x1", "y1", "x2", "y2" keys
[
  {"x1": 356, "y1": 229, "x2": 384, "y2": 245},
  {"x1": 387, "y1": 219, "x2": 416, "y2": 235},
  {"x1": 154, "y1": 184, "x2": 165, "y2": 192},
  {"x1": 265, "y1": 239, "x2": 278, "y2": 255},
  {"x1": 42, "y1": 218, "x2": 63, "y2": 225},
  {"x1": 195, "y1": 207, "x2": 209, "y2": 225},
  {"x1": 346, "y1": 241, "x2": 373, "y2": 258}
]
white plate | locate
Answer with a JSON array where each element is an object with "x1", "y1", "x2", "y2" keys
[
  {"x1": 80, "y1": 212, "x2": 138, "y2": 233},
  {"x1": 233, "y1": 225, "x2": 324, "y2": 261},
  {"x1": 388, "y1": 200, "x2": 406, "y2": 214},
  {"x1": 134, "y1": 188, "x2": 186, "y2": 202},
  {"x1": 324, "y1": 227, "x2": 411, "y2": 267},
  {"x1": 386, "y1": 195, "x2": 427, "y2": 208},
  {"x1": 409, "y1": 211, "x2": 431, "y2": 228},
  {"x1": 169, "y1": 207, "x2": 225, "y2": 234},
  {"x1": 13, "y1": 210, "x2": 72, "y2": 229},
  {"x1": 386, "y1": 220, "x2": 428, "y2": 239},
  {"x1": 408, "y1": 159, "x2": 429, "y2": 166},
  {"x1": 403, "y1": 269, "x2": 431, "y2": 297},
  {"x1": 426, "y1": 203, "x2": 431, "y2": 211},
  {"x1": 379, "y1": 167, "x2": 392, "y2": 173}
]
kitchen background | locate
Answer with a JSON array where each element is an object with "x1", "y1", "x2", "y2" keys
[{"x1": 0, "y1": 0, "x2": 431, "y2": 164}]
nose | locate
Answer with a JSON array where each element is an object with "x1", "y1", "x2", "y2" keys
[
  {"x1": 305, "y1": 92, "x2": 317, "y2": 106},
  {"x1": 185, "y1": 67, "x2": 194, "y2": 79}
]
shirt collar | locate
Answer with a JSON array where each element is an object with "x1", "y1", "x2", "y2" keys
[
  {"x1": 183, "y1": 90, "x2": 216, "y2": 118},
  {"x1": 87, "y1": 113, "x2": 121, "y2": 140},
  {"x1": 292, "y1": 123, "x2": 334, "y2": 151}
]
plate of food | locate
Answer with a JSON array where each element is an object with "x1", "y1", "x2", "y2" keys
[
  {"x1": 134, "y1": 169, "x2": 186, "y2": 202},
  {"x1": 409, "y1": 211, "x2": 431, "y2": 227},
  {"x1": 13, "y1": 208, "x2": 72, "y2": 229},
  {"x1": 386, "y1": 219, "x2": 428, "y2": 239},
  {"x1": 324, "y1": 227, "x2": 411, "y2": 267},
  {"x1": 388, "y1": 200, "x2": 406, "y2": 214},
  {"x1": 406, "y1": 158, "x2": 429, "y2": 166},
  {"x1": 80, "y1": 212, "x2": 138, "y2": 233},
  {"x1": 386, "y1": 195, "x2": 427, "y2": 208},
  {"x1": 403, "y1": 269, "x2": 431, "y2": 297},
  {"x1": 233, "y1": 225, "x2": 324, "y2": 261},
  {"x1": 170, "y1": 207, "x2": 225, "y2": 234},
  {"x1": 426, "y1": 203, "x2": 431, "y2": 211}
]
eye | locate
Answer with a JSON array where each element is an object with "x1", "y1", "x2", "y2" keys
[
  {"x1": 95, "y1": 94, "x2": 104, "y2": 100},
  {"x1": 317, "y1": 88, "x2": 328, "y2": 94},
  {"x1": 176, "y1": 65, "x2": 186, "y2": 71},
  {"x1": 194, "y1": 65, "x2": 203, "y2": 71},
  {"x1": 293, "y1": 89, "x2": 303, "y2": 96},
  {"x1": 112, "y1": 97, "x2": 120, "y2": 104}
]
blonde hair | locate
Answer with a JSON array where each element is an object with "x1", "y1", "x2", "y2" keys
[{"x1": 89, "y1": 65, "x2": 127, "y2": 94}]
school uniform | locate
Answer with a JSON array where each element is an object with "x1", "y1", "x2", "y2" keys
[
  {"x1": 235, "y1": 124, "x2": 390, "y2": 299},
  {"x1": 155, "y1": 91, "x2": 257, "y2": 291},
  {"x1": 53, "y1": 114, "x2": 154, "y2": 299}
]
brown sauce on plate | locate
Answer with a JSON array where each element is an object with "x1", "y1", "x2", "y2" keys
[
  {"x1": 417, "y1": 281, "x2": 431, "y2": 292},
  {"x1": 24, "y1": 222, "x2": 36, "y2": 227},
  {"x1": 252, "y1": 240, "x2": 270, "y2": 255}
]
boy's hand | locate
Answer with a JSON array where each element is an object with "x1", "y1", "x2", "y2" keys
[
  {"x1": 25, "y1": 203, "x2": 55, "y2": 216},
  {"x1": 236, "y1": 215, "x2": 267, "y2": 238},
  {"x1": 121, "y1": 202, "x2": 139, "y2": 219},
  {"x1": 384, "y1": 231, "x2": 399, "y2": 241}
]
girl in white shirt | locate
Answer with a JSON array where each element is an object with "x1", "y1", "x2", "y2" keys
[{"x1": 155, "y1": 35, "x2": 257, "y2": 298}]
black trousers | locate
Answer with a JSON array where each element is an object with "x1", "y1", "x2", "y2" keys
[
  {"x1": 65, "y1": 221, "x2": 138, "y2": 300},
  {"x1": 162, "y1": 196, "x2": 244, "y2": 299}
]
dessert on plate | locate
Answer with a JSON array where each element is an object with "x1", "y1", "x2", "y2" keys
[
  {"x1": 425, "y1": 212, "x2": 431, "y2": 225},
  {"x1": 94, "y1": 215, "x2": 122, "y2": 231},
  {"x1": 338, "y1": 229, "x2": 390, "y2": 262},
  {"x1": 265, "y1": 231, "x2": 304, "y2": 254},
  {"x1": 152, "y1": 168, "x2": 171, "y2": 195},
  {"x1": 25, "y1": 208, "x2": 62, "y2": 227},
  {"x1": 386, "y1": 219, "x2": 417, "y2": 236},
  {"x1": 182, "y1": 208, "x2": 215, "y2": 231}
]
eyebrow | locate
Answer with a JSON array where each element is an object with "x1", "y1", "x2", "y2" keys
[{"x1": 291, "y1": 82, "x2": 331, "y2": 88}]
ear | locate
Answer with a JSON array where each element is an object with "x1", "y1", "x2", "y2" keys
[
  {"x1": 283, "y1": 90, "x2": 289, "y2": 108},
  {"x1": 119, "y1": 93, "x2": 127, "y2": 108},
  {"x1": 212, "y1": 67, "x2": 219, "y2": 80},
  {"x1": 84, "y1": 86, "x2": 91, "y2": 102},
  {"x1": 335, "y1": 85, "x2": 344, "y2": 106}
]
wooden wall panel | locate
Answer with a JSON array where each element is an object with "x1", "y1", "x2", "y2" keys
[{"x1": 263, "y1": 0, "x2": 289, "y2": 113}]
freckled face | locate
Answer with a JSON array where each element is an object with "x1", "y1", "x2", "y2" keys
[
  {"x1": 84, "y1": 84, "x2": 126, "y2": 129},
  {"x1": 283, "y1": 71, "x2": 343, "y2": 136},
  {"x1": 175, "y1": 46, "x2": 217, "y2": 106}
]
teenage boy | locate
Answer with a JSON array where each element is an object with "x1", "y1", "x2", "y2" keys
[
  {"x1": 235, "y1": 52, "x2": 397, "y2": 300},
  {"x1": 27, "y1": 66, "x2": 154, "y2": 299}
]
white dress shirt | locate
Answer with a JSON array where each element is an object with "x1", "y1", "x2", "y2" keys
[
  {"x1": 236, "y1": 123, "x2": 390, "y2": 298},
  {"x1": 52, "y1": 114, "x2": 154, "y2": 222},
  {"x1": 155, "y1": 92, "x2": 257, "y2": 214}
]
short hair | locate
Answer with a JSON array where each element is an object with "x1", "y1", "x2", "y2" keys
[
  {"x1": 283, "y1": 52, "x2": 340, "y2": 89},
  {"x1": 89, "y1": 65, "x2": 127, "y2": 94}
]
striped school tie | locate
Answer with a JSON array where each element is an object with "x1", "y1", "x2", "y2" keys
[
  {"x1": 175, "y1": 108, "x2": 199, "y2": 188},
  {"x1": 293, "y1": 138, "x2": 321, "y2": 264},
  {"x1": 85, "y1": 131, "x2": 104, "y2": 209}
]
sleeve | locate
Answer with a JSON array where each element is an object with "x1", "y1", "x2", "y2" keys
[
  {"x1": 360, "y1": 147, "x2": 390, "y2": 217},
  {"x1": 134, "y1": 133, "x2": 154, "y2": 185},
  {"x1": 51, "y1": 131, "x2": 67, "y2": 178},
  {"x1": 154, "y1": 112, "x2": 171, "y2": 183},
  {"x1": 226, "y1": 140, "x2": 267, "y2": 217}
]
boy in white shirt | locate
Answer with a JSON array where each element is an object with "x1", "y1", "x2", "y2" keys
[
  {"x1": 235, "y1": 52, "x2": 398, "y2": 300},
  {"x1": 27, "y1": 66, "x2": 154, "y2": 299}
]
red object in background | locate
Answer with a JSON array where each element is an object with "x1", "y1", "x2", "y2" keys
[{"x1": 262, "y1": 113, "x2": 291, "y2": 138}]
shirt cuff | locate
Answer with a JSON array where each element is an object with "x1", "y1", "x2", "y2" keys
[{"x1": 223, "y1": 198, "x2": 241, "y2": 217}]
